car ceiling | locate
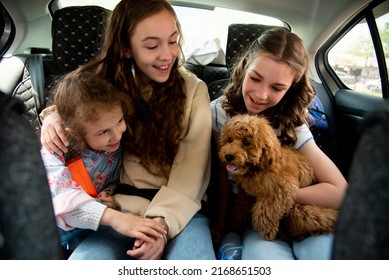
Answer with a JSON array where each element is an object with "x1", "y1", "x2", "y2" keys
[
  {"x1": 173, "y1": 0, "x2": 372, "y2": 51},
  {"x1": 1, "y1": 0, "x2": 373, "y2": 53}
]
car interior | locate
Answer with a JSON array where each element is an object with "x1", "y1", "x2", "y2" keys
[{"x1": 0, "y1": 0, "x2": 388, "y2": 260}]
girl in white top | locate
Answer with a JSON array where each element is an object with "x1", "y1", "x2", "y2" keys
[{"x1": 211, "y1": 27, "x2": 347, "y2": 260}]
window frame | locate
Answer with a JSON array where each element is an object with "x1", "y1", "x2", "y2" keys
[{"x1": 316, "y1": 0, "x2": 388, "y2": 99}]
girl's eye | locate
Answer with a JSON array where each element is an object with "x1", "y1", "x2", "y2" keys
[
  {"x1": 169, "y1": 40, "x2": 177, "y2": 45},
  {"x1": 97, "y1": 130, "x2": 108, "y2": 136},
  {"x1": 146, "y1": 45, "x2": 158, "y2": 50},
  {"x1": 272, "y1": 87, "x2": 283, "y2": 92},
  {"x1": 250, "y1": 76, "x2": 260, "y2": 83},
  {"x1": 118, "y1": 117, "x2": 124, "y2": 124}
]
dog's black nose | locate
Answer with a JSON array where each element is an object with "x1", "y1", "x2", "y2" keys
[{"x1": 225, "y1": 154, "x2": 234, "y2": 162}]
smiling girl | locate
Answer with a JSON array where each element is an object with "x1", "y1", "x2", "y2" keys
[
  {"x1": 39, "y1": 0, "x2": 214, "y2": 260},
  {"x1": 211, "y1": 27, "x2": 347, "y2": 260}
]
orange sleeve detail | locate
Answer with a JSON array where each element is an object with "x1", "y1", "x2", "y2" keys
[{"x1": 66, "y1": 157, "x2": 97, "y2": 197}]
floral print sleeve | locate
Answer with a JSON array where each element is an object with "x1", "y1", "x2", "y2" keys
[{"x1": 40, "y1": 147, "x2": 122, "y2": 231}]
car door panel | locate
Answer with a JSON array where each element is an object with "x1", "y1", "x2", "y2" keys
[{"x1": 334, "y1": 89, "x2": 388, "y2": 177}]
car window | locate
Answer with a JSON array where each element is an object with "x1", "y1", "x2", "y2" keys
[
  {"x1": 328, "y1": 2, "x2": 389, "y2": 97},
  {"x1": 173, "y1": 6, "x2": 286, "y2": 62},
  {"x1": 53, "y1": 0, "x2": 286, "y2": 65}
]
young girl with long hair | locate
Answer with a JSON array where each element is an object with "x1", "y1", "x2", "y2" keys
[
  {"x1": 211, "y1": 27, "x2": 348, "y2": 259},
  {"x1": 40, "y1": 0, "x2": 214, "y2": 260}
]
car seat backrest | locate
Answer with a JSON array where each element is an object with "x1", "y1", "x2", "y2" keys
[
  {"x1": 12, "y1": 53, "x2": 50, "y2": 138},
  {"x1": 11, "y1": 5, "x2": 111, "y2": 136},
  {"x1": 225, "y1": 24, "x2": 276, "y2": 72},
  {"x1": 0, "y1": 92, "x2": 65, "y2": 259},
  {"x1": 208, "y1": 24, "x2": 276, "y2": 100},
  {"x1": 51, "y1": 5, "x2": 111, "y2": 75}
]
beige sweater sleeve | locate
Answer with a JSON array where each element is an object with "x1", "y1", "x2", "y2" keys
[{"x1": 38, "y1": 105, "x2": 56, "y2": 124}]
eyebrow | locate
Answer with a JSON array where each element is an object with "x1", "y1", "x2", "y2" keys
[
  {"x1": 142, "y1": 31, "x2": 178, "y2": 42},
  {"x1": 251, "y1": 69, "x2": 290, "y2": 88},
  {"x1": 91, "y1": 114, "x2": 124, "y2": 135}
]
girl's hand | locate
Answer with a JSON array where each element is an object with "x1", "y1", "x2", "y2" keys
[
  {"x1": 97, "y1": 191, "x2": 115, "y2": 208},
  {"x1": 126, "y1": 217, "x2": 168, "y2": 259},
  {"x1": 40, "y1": 111, "x2": 69, "y2": 155},
  {"x1": 100, "y1": 208, "x2": 167, "y2": 243},
  {"x1": 127, "y1": 236, "x2": 165, "y2": 260}
]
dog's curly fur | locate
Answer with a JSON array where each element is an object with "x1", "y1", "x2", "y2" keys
[{"x1": 219, "y1": 114, "x2": 338, "y2": 241}]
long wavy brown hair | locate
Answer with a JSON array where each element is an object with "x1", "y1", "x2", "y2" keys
[
  {"x1": 223, "y1": 27, "x2": 314, "y2": 146},
  {"x1": 76, "y1": 0, "x2": 187, "y2": 177}
]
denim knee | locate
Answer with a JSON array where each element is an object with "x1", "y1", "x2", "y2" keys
[
  {"x1": 293, "y1": 233, "x2": 334, "y2": 260},
  {"x1": 164, "y1": 212, "x2": 216, "y2": 260}
]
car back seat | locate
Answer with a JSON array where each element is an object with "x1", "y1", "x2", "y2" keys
[
  {"x1": 207, "y1": 24, "x2": 279, "y2": 101},
  {"x1": 11, "y1": 5, "x2": 111, "y2": 136},
  {"x1": 184, "y1": 62, "x2": 228, "y2": 90},
  {"x1": 184, "y1": 24, "x2": 277, "y2": 100},
  {"x1": 11, "y1": 53, "x2": 51, "y2": 136},
  {"x1": 51, "y1": 5, "x2": 111, "y2": 75}
]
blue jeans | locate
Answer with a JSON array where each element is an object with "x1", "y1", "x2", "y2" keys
[
  {"x1": 58, "y1": 227, "x2": 91, "y2": 252},
  {"x1": 69, "y1": 212, "x2": 215, "y2": 260},
  {"x1": 242, "y1": 229, "x2": 334, "y2": 260}
]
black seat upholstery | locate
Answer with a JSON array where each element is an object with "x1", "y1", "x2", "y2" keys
[
  {"x1": 225, "y1": 24, "x2": 276, "y2": 71},
  {"x1": 208, "y1": 24, "x2": 276, "y2": 100},
  {"x1": 0, "y1": 92, "x2": 65, "y2": 259},
  {"x1": 11, "y1": 5, "x2": 111, "y2": 135},
  {"x1": 51, "y1": 5, "x2": 111, "y2": 75}
]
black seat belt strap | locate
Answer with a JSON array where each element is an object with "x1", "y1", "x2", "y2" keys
[{"x1": 28, "y1": 54, "x2": 45, "y2": 109}]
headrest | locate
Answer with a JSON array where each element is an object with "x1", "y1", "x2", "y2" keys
[
  {"x1": 51, "y1": 6, "x2": 111, "y2": 74},
  {"x1": 225, "y1": 24, "x2": 276, "y2": 70}
]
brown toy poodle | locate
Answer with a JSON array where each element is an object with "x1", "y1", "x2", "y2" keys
[{"x1": 218, "y1": 114, "x2": 338, "y2": 241}]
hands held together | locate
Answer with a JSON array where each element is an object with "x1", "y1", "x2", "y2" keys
[{"x1": 101, "y1": 208, "x2": 168, "y2": 260}]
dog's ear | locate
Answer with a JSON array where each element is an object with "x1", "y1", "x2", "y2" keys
[
  {"x1": 257, "y1": 142, "x2": 280, "y2": 169},
  {"x1": 254, "y1": 118, "x2": 282, "y2": 169},
  {"x1": 219, "y1": 126, "x2": 231, "y2": 147}
]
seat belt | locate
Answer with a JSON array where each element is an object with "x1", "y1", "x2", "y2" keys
[
  {"x1": 28, "y1": 54, "x2": 46, "y2": 109},
  {"x1": 66, "y1": 157, "x2": 97, "y2": 197}
]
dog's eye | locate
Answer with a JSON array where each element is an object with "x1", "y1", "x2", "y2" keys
[
  {"x1": 242, "y1": 139, "x2": 250, "y2": 146},
  {"x1": 227, "y1": 137, "x2": 233, "y2": 143}
]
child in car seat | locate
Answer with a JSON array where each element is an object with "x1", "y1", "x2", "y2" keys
[
  {"x1": 211, "y1": 27, "x2": 348, "y2": 260},
  {"x1": 41, "y1": 70, "x2": 166, "y2": 252}
]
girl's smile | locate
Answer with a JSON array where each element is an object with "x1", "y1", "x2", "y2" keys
[
  {"x1": 131, "y1": 9, "x2": 179, "y2": 84},
  {"x1": 242, "y1": 53, "x2": 294, "y2": 115}
]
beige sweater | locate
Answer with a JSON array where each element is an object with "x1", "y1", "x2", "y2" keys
[{"x1": 115, "y1": 70, "x2": 212, "y2": 239}]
